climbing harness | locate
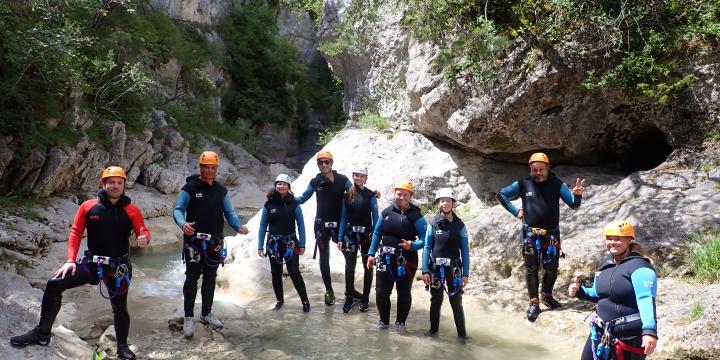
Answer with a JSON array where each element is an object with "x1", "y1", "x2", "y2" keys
[
  {"x1": 426, "y1": 257, "x2": 463, "y2": 296},
  {"x1": 313, "y1": 220, "x2": 338, "y2": 259},
  {"x1": 183, "y1": 232, "x2": 227, "y2": 268},
  {"x1": 522, "y1": 225, "x2": 560, "y2": 266},
  {"x1": 343, "y1": 225, "x2": 367, "y2": 253},
  {"x1": 266, "y1": 234, "x2": 297, "y2": 264},
  {"x1": 375, "y1": 246, "x2": 407, "y2": 282},
  {"x1": 86, "y1": 252, "x2": 131, "y2": 300},
  {"x1": 588, "y1": 313, "x2": 645, "y2": 360}
]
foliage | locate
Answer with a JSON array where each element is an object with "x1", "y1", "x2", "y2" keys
[
  {"x1": 400, "y1": 0, "x2": 720, "y2": 100},
  {"x1": 356, "y1": 110, "x2": 390, "y2": 130},
  {"x1": 315, "y1": 122, "x2": 345, "y2": 146},
  {"x1": 689, "y1": 231, "x2": 720, "y2": 282},
  {"x1": 688, "y1": 300, "x2": 705, "y2": 322},
  {"x1": 279, "y1": 0, "x2": 324, "y2": 25},
  {"x1": 319, "y1": 0, "x2": 382, "y2": 57}
]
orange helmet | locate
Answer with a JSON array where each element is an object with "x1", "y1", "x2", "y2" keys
[
  {"x1": 315, "y1": 150, "x2": 333, "y2": 161},
  {"x1": 199, "y1": 151, "x2": 219, "y2": 165},
  {"x1": 603, "y1": 220, "x2": 636, "y2": 240},
  {"x1": 528, "y1": 152, "x2": 550, "y2": 165},
  {"x1": 394, "y1": 179, "x2": 414, "y2": 194},
  {"x1": 101, "y1": 166, "x2": 127, "y2": 181}
]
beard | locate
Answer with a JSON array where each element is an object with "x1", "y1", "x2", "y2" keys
[{"x1": 531, "y1": 174, "x2": 547, "y2": 182}]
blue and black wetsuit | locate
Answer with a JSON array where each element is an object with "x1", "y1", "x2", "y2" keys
[
  {"x1": 368, "y1": 203, "x2": 427, "y2": 326},
  {"x1": 497, "y1": 172, "x2": 581, "y2": 300},
  {"x1": 576, "y1": 253, "x2": 658, "y2": 360},
  {"x1": 422, "y1": 211, "x2": 470, "y2": 337},
  {"x1": 258, "y1": 192, "x2": 308, "y2": 304},
  {"x1": 174, "y1": 174, "x2": 243, "y2": 318},
  {"x1": 338, "y1": 185, "x2": 379, "y2": 302},
  {"x1": 295, "y1": 170, "x2": 352, "y2": 292}
]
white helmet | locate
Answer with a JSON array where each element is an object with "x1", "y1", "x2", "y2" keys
[
  {"x1": 275, "y1": 174, "x2": 292, "y2": 185},
  {"x1": 352, "y1": 166, "x2": 368, "y2": 176},
  {"x1": 435, "y1": 188, "x2": 456, "y2": 201}
]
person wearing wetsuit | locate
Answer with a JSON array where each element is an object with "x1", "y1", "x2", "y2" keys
[
  {"x1": 496, "y1": 152, "x2": 585, "y2": 321},
  {"x1": 367, "y1": 179, "x2": 426, "y2": 331},
  {"x1": 569, "y1": 220, "x2": 658, "y2": 360},
  {"x1": 422, "y1": 188, "x2": 470, "y2": 338},
  {"x1": 257, "y1": 174, "x2": 310, "y2": 312},
  {"x1": 295, "y1": 150, "x2": 352, "y2": 306},
  {"x1": 10, "y1": 166, "x2": 151, "y2": 360},
  {"x1": 337, "y1": 166, "x2": 379, "y2": 313},
  {"x1": 174, "y1": 151, "x2": 248, "y2": 338}
]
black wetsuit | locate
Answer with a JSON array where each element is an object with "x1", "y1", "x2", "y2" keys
[{"x1": 339, "y1": 185, "x2": 378, "y2": 302}]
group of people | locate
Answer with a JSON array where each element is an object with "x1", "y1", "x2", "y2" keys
[{"x1": 8, "y1": 149, "x2": 658, "y2": 360}]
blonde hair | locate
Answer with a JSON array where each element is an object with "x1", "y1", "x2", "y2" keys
[{"x1": 629, "y1": 242, "x2": 654, "y2": 265}]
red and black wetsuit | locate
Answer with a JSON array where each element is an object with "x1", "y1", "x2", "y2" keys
[{"x1": 38, "y1": 190, "x2": 149, "y2": 346}]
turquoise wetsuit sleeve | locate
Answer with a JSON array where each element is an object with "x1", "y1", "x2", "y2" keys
[
  {"x1": 579, "y1": 279, "x2": 599, "y2": 299},
  {"x1": 422, "y1": 225, "x2": 434, "y2": 273},
  {"x1": 173, "y1": 190, "x2": 190, "y2": 229},
  {"x1": 295, "y1": 183, "x2": 314, "y2": 204},
  {"x1": 339, "y1": 201, "x2": 348, "y2": 241},
  {"x1": 223, "y1": 193, "x2": 242, "y2": 232},
  {"x1": 496, "y1": 181, "x2": 520, "y2": 216},
  {"x1": 460, "y1": 226, "x2": 470, "y2": 276},
  {"x1": 631, "y1": 267, "x2": 658, "y2": 337},
  {"x1": 258, "y1": 208, "x2": 268, "y2": 250},
  {"x1": 410, "y1": 217, "x2": 427, "y2": 250},
  {"x1": 295, "y1": 206, "x2": 306, "y2": 248},
  {"x1": 368, "y1": 216, "x2": 384, "y2": 256},
  {"x1": 370, "y1": 196, "x2": 379, "y2": 225},
  {"x1": 560, "y1": 183, "x2": 582, "y2": 209},
  {"x1": 345, "y1": 178, "x2": 352, "y2": 190}
]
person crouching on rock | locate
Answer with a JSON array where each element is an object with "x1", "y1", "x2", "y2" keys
[
  {"x1": 366, "y1": 179, "x2": 427, "y2": 332},
  {"x1": 257, "y1": 174, "x2": 310, "y2": 313},
  {"x1": 10, "y1": 166, "x2": 151, "y2": 360},
  {"x1": 422, "y1": 188, "x2": 470, "y2": 338},
  {"x1": 496, "y1": 152, "x2": 585, "y2": 322},
  {"x1": 568, "y1": 220, "x2": 658, "y2": 360},
  {"x1": 337, "y1": 166, "x2": 380, "y2": 313}
]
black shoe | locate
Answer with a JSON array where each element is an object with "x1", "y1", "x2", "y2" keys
[
  {"x1": 302, "y1": 301, "x2": 311, "y2": 313},
  {"x1": 10, "y1": 328, "x2": 51, "y2": 347},
  {"x1": 527, "y1": 299, "x2": 541, "y2": 322},
  {"x1": 541, "y1": 293, "x2": 562, "y2": 309},
  {"x1": 117, "y1": 343, "x2": 136, "y2": 360},
  {"x1": 359, "y1": 301, "x2": 369, "y2": 312},
  {"x1": 324, "y1": 290, "x2": 335, "y2": 306},
  {"x1": 342, "y1": 297, "x2": 354, "y2": 313},
  {"x1": 424, "y1": 330, "x2": 438, "y2": 337},
  {"x1": 273, "y1": 301, "x2": 284, "y2": 311}
]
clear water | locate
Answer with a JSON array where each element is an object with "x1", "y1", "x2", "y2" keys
[{"x1": 129, "y1": 246, "x2": 579, "y2": 360}]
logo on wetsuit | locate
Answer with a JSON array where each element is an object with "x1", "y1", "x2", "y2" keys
[
  {"x1": 644, "y1": 281, "x2": 654, "y2": 288},
  {"x1": 525, "y1": 191, "x2": 533, "y2": 197},
  {"x1": 435, "y1": 230, "x2": 444, "y2": 235},
  {"x1": 195, "y1": 193, "x2": 203, "y2": 198},
  {"x1": 89, "y1": 215, "x2": 101, "y2": 220},
  {"x1": 270, "y1": 209, "x2": 278, "y2": 214}
]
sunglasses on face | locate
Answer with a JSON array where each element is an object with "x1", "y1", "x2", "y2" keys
[{"x1": 317, "y1": 160, "x2": 332, "y2": 166}]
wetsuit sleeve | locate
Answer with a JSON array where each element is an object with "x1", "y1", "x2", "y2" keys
[
  {"x1": 345, "y1": 178, "x2": 352, "y2": 190},
  {"x1": 631, "y1": 267, "x2": 658, "y2": 338},
  {"x1": 578, "y1": 280, "x2": 599, "y2": 302},
  {"x1": 422, "y1": 225, "x2": 434, "y2": 273},
  {"x1": 125, "y1": 204, "x2": 151, "y2": 243},
  {"x1": 258, "y1": 208, "x2": 268, "y2": 250},
  {"x1": 460, "y1": 225, "x2": 470, "y2": 276},
  {"x1": 560, "y1": 183, "x2": 581, "y2": 209},
  {"x1": 496, "y1": 181, "x2": 521, "y2": 217},
  {"x1": 410, "y1": 217, "x2": 427, "y2": 251},
  {"x1": 370, "y1": 196, "x2": 379, "y2": 225},
  {"x1": 368, "y1": 216, "x2": 384, "y2": 256},
  {"x1": 295, "y1": 206, "x2": 306, "y2": 248},
  {"x1": 338, "y1": 201, "x2": 348, "y2": 241},
  {"x1": 223, "y1": 193, "x2": 242, "y2": 232},
  {"x1": 294, "y1": 182, "x2": 315, "y2": 204},
  {"x1": 67, "y1": 201, "x2": 91, "y2": 262},
  {"x1": 173, "y1": 190, "x2": 190, "y2": 229}
]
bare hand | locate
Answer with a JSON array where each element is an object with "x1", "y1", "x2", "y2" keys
[
  {"x1": 401, "y1": 240, "x2": 412, "y2": 250},
  {"x1": 137, "y1": 235, "x2": 149, "y2": 248},
  {"x1": 183, "y1": 222, "x2": 196, "y2": 236},
  {"x1": 422, "y1": 273, "x2": 431, "y2": 286},
  {"x1": 568, "y1": 275, "x2": 583, "y2": 297},
  {"x1": 238, "y1": 226, "x2": 249, "y2": 235},
  {"x1": 573, "y1": 178, "x2": 586, "y2": 196},
  {"x1": 462, "y1": 276, "x2": 469, "y2": 287},
  {"x1": 367, "y1": 256, "x2": 375, "y2": 271},
  {"x1": 53, "y1": 262, "x2": 76, "y2": 279},
  {"x1": 641, "y1": 335, "x2": 657, "y2": 355},
  {"x1": 374, "y1": 190, "x2": 381, "y2": 199},
  {"x1": 337, "y1": 241, "x2": 344, "y2": 251},
  {"x1": 516, "y1": 209, "x2": 524, "y2": 220},
  {"x1": 298, "y1": 248, "x2": 305, "y2": 255},
  {"x1": 258, "y1": 249, "x2": 265, "y2": 257}
]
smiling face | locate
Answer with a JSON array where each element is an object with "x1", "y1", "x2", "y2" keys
[
  {"x1": 438, "y1": 197, "x2": 454, "y2": 213},
  {"x1": 317, "y1": 158, "x2": 332, "y2": 174},
  {"x1": 529, "y1": 162, "x2": 549, "y2": 182},
  {"x1": 102, "y1": 177, "x2": 125, "y2": 200},
  {"x1": 275, "y1": 181, "x2": 289, "y2": 196},
  {"x1": 352, "y1": 172, "x2": 367, "y2": 187},
  {"x1": 394, "y1": 189, "x2": 411, "y2": 209},
  {"x1": 200, "y1": 164, "x2": 218, "y2": 182},
  {"x1": 605, "y1": 235, "x2": 633, "y2": 259}
]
